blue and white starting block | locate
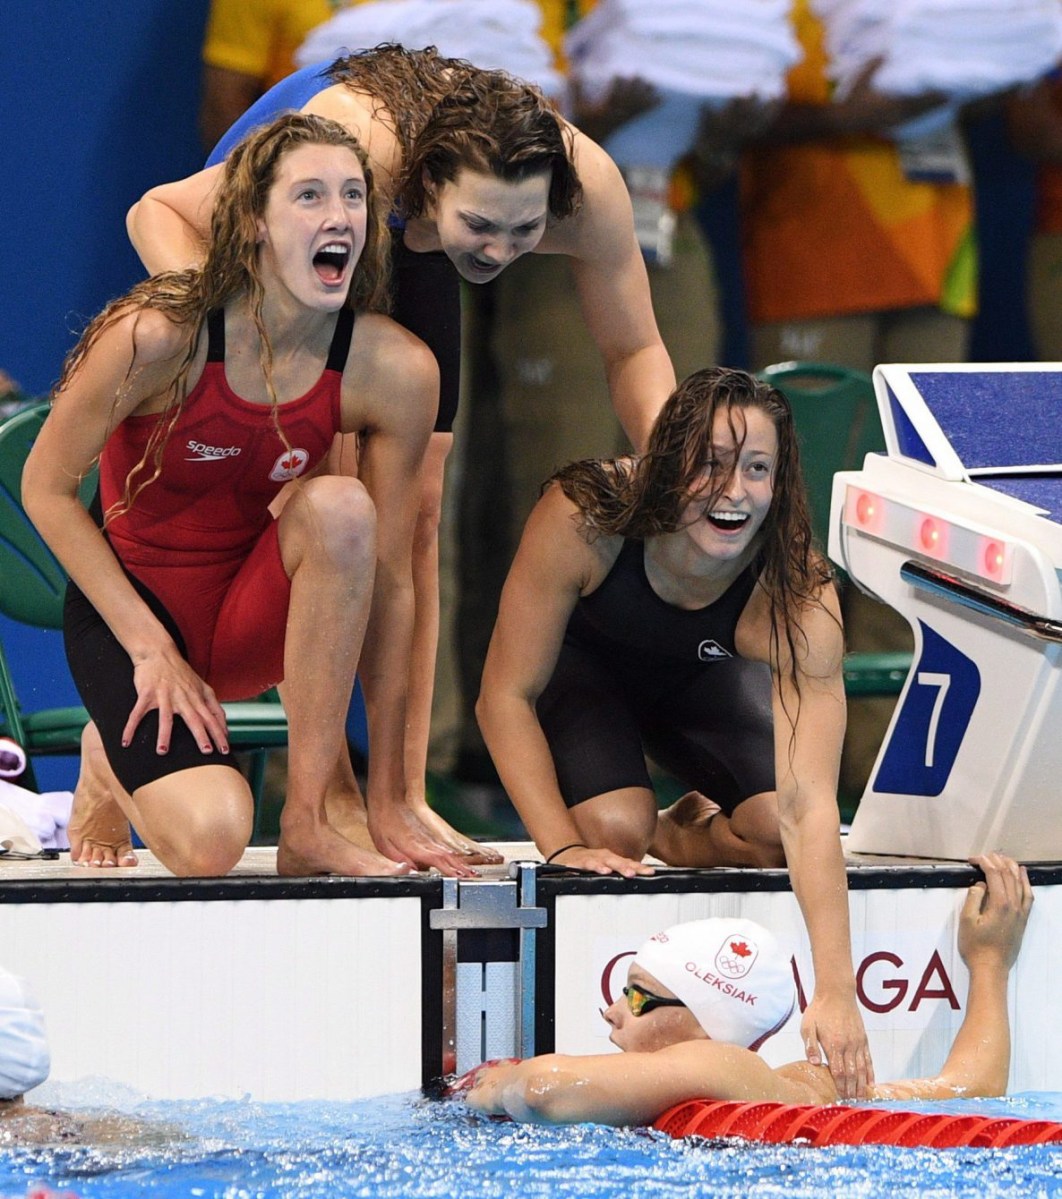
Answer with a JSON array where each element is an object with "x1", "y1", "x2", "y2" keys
[{"x1": 830, "y1": 364, "x2": 1062, "y2": 861}]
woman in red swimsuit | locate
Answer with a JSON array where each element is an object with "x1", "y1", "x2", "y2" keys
[{"x1": 22, "y1": 113, "x2": 469, "y2": 877}]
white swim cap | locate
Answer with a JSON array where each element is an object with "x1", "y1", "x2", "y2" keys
[
  {"x1": 0, "y1": 968, "x2": 50, "y2": 1098},
  {"x1": 633, "y1": 918, "x2": 795, "y2": 1049}
]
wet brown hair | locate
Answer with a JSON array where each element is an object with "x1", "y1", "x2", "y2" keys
[
  {"x1": 326, "y1": 44, "x2": 581, "y2": 220},
  {"x1": 552, "y1": 367, "x2": 835, "y2": 698},
  {"x1": 55, "y1": 112, "x2": 388, "y2": 519}
]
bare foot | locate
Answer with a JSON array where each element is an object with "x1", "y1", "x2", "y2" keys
[
  {"x1": 651, "y1": 791, "x2": 722, "y2": 866},
  {"x1": 277, "y1": 815, "x2": 411, "y2": 877},
  {"x1": 69, "y1": 725, "x2": 138, "y2": 868},
  {"x1": 324, "y1": 776, "x2": 502, "y2": 866},
  {"x1": 323, "y1": 788, "x2": 379, "y2": 851},
  {"x1": 409, "y1": 799, "x2": 504, "y2": 866}
]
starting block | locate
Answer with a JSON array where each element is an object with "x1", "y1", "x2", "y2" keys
[{"x1": 830, "y1": 363, "x2": 1062, "y2": 861}]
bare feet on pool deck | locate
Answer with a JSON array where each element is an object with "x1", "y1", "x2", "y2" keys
[
  {"x1": 323, "y1": 789, "x2": 378, "y2": 852},
  {"x1": 650, "y1": 791, "x2": 723, "y2": 866},
  {"x1": 276, "y1": 816, "x2": 411, "y2": 877},
  {"x1": 409, "y1": 800, "x2": 504, "y2": 866},
  {"x1": 69, "y1": 724, "x2": 138, "y2": 868},
  {"x1": 323, "y1": 777, "x2": 503, "y2": 866}
]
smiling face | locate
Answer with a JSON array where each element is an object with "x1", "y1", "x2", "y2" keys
[
  {"x1": 680, "y1": 405, "x2": 778, "y2": 562},
  {"x1": 255, "y1": 142, "x2": 368, "y2": 309},
  {"x1": 427, "y1": 166, "x2": 551, "y2": 282},
  {"x1": 602, "y1": 965, "x2": 705, "y2": 1054}
]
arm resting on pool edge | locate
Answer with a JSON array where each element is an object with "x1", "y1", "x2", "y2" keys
[
  {"x1": 466, "y1": 1043, "x2": 806, "y2": 1127},
  {"x1": 760, "y1": 583, "x2": 871, "y2": 1099},
  {"x1": 475, "y1": 484, "x2": 653, "y2": 878},
  {"x1": 870, "y1": 853, "x2": 1032, "y2": 1103},
  {"x1": 465, "y1": 856, "x2": 1033, "y2": 1125}
]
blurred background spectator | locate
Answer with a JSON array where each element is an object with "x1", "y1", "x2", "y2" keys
[
  {"x1": 1008, "y1": 73, "x2": 1062, "y2": 361},
  {"x1": 200, "y1": 0, "x2": 341, "y2": 151}
]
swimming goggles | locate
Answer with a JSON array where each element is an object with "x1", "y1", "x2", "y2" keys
[{"x1": 622, "y1": 983, "x2": 686, "y2": 1017}]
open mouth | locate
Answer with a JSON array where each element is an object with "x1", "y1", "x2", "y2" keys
[
  {"x1": 312, "y1": 242, "x2": 351, "y2": 284},
  {"x1": 706, "y1": 511, "x2": 749, "y2": 532},
  {"x1": 467, "y1": 254, "x2": 500, "y2": 275}
]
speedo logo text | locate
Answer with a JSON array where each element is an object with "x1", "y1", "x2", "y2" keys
[{"x1": 186, "y1": 440, "x2": 242, "y2": 461}]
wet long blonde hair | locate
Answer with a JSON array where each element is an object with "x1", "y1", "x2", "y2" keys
[{"x1": 56, "y1": 112, "x2": 388, "y2": 520}]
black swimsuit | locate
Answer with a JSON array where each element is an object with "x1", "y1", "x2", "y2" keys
[
  {"x1": 388, "y1": 230, "x2": 461, "y2": 433},
  {"x1": 537, "y1": 539, "x2": 775, "y2": 813}
]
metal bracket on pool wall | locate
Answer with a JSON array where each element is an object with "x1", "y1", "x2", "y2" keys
[{"x1": 429, "y1": 863, "x2": 546, "y2": 1076}]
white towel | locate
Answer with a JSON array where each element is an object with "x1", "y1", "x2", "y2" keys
[
  {"x1": 295, "y1": 0, "x2": 564, "y2": 96},
  {"x1": 565, "y1": 0, "x2": 800, "y2": 103},
  {"x1": 817, "y1": 0, "x2": 1062, "y2": 99},
  {"x1": 0, "y1": 780, "x2": 72, "y2": 851},
  {"x1": 0, "y1": 805, "x2": 40, "y2": 856}
]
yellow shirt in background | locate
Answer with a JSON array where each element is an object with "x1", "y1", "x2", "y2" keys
[{"x1": 202, "y1": 0, "x2": 348, "y2": 91}]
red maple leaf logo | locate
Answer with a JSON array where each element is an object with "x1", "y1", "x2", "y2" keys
[{"x1": 730, "y1": 940, "x2": 752, "y2": 958}]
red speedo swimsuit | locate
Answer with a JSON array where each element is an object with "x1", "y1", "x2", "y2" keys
[{"x1": 97, "y1": 306, "x2": 351, "y2": 698}]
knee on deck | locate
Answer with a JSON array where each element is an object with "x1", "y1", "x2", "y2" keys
[
  {"x1": 134, "y1": 771, "x2": 253, "y2": 877},
  {"x1": 153, "y1": 808, "x2": 251, "y2": 878},
  {"x1": 574, "y1": 793, "x2": 658, "y2": 861}
]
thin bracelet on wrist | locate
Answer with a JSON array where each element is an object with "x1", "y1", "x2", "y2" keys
[{"x1": 545, "y1": 842, "x2": 587, "y2": 864}]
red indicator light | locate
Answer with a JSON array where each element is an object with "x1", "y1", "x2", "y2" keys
[
  {"x1": 919, "y1": 517, "x2": 943, "y2": 555},
  {"x1": 982, "y1": 539, "x2": 1006, "y2": 581},
  {"x1": 847, "y1": 488, "x2": 884, "y2": 533}
]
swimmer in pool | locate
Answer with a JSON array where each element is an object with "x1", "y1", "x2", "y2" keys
[
  {"x1": 0, "y1": 966, "x2": 49, "y2": 1108},
  {"x1": 464, "y1": 854, "x2": 1032, "y2": 1125},
  {"x1": 0, "y1": 965, "x2": 175, "y2": 1148},
  {"x1": 0, "y1": 1102, "x2": 173, "y2": 1149}
]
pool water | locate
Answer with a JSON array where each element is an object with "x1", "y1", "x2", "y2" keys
[{"x1": 2, "y1": 1085, "x2": 1061, "y2": 1199}]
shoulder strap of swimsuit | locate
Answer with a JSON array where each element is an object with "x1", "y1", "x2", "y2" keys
[
  {"x1": 325, "y1": 307, "x2": 356, "y2": 373},
  {"x1": 205, "y1": 308, "x2": 225, "y2": 362},
  {"x1": 733, "y1": 551, "x2": 768, "y2": 609}
]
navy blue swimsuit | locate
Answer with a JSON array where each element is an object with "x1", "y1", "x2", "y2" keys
[{"x1": 205, "y1": 65, "x2": 336, "y2": 166}]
